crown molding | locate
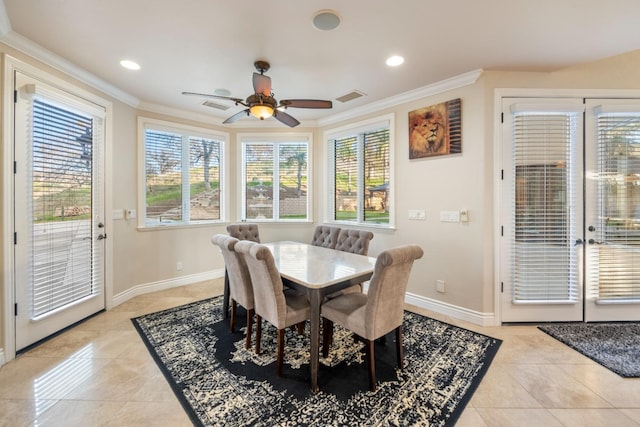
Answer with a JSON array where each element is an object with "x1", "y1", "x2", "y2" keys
[
  {"x1": 0, "y1": 30, "x2": 140, "y2": 107},
  {"x1": 318, "y1": 69, "x2": 483, "y2": 127}
]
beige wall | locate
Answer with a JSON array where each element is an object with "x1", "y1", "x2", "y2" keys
[{"x1": 3, "y1": 45, "x2": 640, "y2": 357}]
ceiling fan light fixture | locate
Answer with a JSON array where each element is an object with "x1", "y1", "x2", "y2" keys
[{"x1": 250, "y1": 103, "x2": 274, "y2": 120}]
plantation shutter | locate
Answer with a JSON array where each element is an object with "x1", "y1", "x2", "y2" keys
[
  {"x1": 188, "y1": 136, "x2": 222, "y2": 221},
  {"x1": 278, "y1": 143, "x2": 308, "y2": 220},
  {"x1": 363, "y1": 129, "x2": 390, "y2": 224},
  {"x1": 591, "y1": 107, "x2": 640, "y2": 302},
  {"x1": 243, "y1": 143, "x2": 274, "y2": 220},
  {"x1": 333, "y1": 135, "x2": 360, "y2": 222},
  {"x1": 510, "y1": 105, "x2": 581, "y2": 303},
  {"x1": 144, "y1": 129, "x2": 183, "y2": 224},
  {"x1": 29, "y1": 96, "x2": 104, "y2": 318}
]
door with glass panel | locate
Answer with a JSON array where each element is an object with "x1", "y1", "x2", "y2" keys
[
  {"x1": 584, "y1": 100, "x2": 640, "y2": 321},
  {"x1": 13, "y1": 71, "x2": 106, "y2": 350},
  {"x1": 501, "y1": 97, "x2": 640, "y2": 323},
  {"x1": 501, "y1": 99, "x2": 585, "y2": 322}
]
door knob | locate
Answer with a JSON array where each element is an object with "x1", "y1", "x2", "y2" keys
[{"x1": 588, "y1": 225, "x2": 596, "y2": 232}]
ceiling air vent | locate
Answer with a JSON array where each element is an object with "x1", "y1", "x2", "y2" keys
[
  {"x1": 336, "y1": 90, "x2": 366, "y2": 103},
  {"x1": 201, "y1": 100, "x2": 230, "y2": 111}
]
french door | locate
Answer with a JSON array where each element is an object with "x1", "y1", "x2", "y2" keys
[
  {"x1": 501, "y1": 97, "x2": 640, "y2": 323},
  {"x1": 13, "y1": 70, "x2": 106, "y2": 350}
]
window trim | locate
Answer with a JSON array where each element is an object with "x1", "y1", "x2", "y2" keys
[
  {"x1": 238, "y1": 132, "x2": 313, "y2": 223},
  {"x1": 137, "y1": 117, "x2": 229, "y2": 229},
  {"x1": 324, "y1": 113, "x2": 395, "y2": 229}
]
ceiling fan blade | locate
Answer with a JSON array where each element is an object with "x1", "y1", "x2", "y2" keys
[
  {"x1": 223, "y1": 109, "x2": 250, "y2": 124},
  {"x1": 182, "y1": 91, "x2": 245, "y2": 104},
  {"x1": 252, "y1": 73, "x2": 272, "y2": 96},
  {"x1": 279, "y1": 99, "x2": 333, "y2": 109},
  {"x1": 273, "y1": 110, "x2": 300, "y2": 127}
]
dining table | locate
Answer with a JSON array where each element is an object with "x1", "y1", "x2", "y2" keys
[{"x1": 263, "y1": 240, "x2": 376, "y2": 393}]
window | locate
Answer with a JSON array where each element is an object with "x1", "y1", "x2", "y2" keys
[
  {"x1": 139, "y1": 118, "x2": 226, "y2": 227},
  {"x1": 240, "y1": 134, "x2": 311, "y2": 221},
  {"x1": 327, "y1": 116, "x2": 392, "y2": 227}
]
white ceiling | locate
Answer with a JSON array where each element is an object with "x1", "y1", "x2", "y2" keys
[{"x1": 2, "y1": 0, "x2": 639, "y2": 127}]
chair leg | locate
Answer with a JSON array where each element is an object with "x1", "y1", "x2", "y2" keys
[
  {"x1": 255, "y1": 315, "x2": 262, "y2": 355},
  {"x1": 296, "y1": 321, "x2": 305, "y2": 335},
  {"x1": 395, "y1": 326, "x2": 403, "y2": 370},
  {"x1": 276, "y1": 329, "x2": 285, "y2": 377},
  {"x1": 230, "y1": 299, "x2": 237, "y2": 332},
  {"x1": 245, "y1": 308, "x2": 254, "y2": 350},
  {"x1": 366, "y1": 339, "x2": 376, "y2": 392},
  {"x1": 322, "y1": 318, "x2": 334, "y2": 358}
]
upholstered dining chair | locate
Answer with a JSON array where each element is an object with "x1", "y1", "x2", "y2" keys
[
  {"x1": 226, "y1": 222, "x2": 261, "y2": 243},
  {"x1": 325, "y1": 228, "x2": 375, "y2": 299},
  {"x1": 310, "y1": 225, "x2": 341, "y2": 249},
  {"x1": 222, "y1": 223, "x2": 261, "y2": 318},
  {"x1": 321, "y1": 244, "x2": 423, "y2": 391},
  {"x1": 211, "y1": 234, "x2": 255, "y2": 349},
  {"x1": 234, "y1": 240, "x2": 311, "y2": 377}
]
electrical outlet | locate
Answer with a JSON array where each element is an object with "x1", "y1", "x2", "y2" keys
[
  {"x1": 436, "y1": 280, "x2": 446, "y2": 293},
  {"x1": 176, "y1": 261, "x2": 183, "y2": 271}
]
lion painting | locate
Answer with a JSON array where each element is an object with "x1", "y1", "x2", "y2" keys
[
  {"x1": 408, "y1": 98, "x2": 461, "y2": 159},
  {"x1": 409, "y1": 110, "x2": 447, "y2": 158}
]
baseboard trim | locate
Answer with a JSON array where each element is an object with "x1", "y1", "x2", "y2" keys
[
  {"x1": 112, "y1": 269, "x2": 225, "y2": 307},
  {"x1": 404, "y1": 292, "x2": 496, "y2": 326}
]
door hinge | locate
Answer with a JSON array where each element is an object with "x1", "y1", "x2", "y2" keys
[
  {"x1": 501, "y1": 112, "x2": 504, "y2": 123},
  {"x1": 14, "y1": 232, "x2": 17, "y2": 245},
  {"x1": 13, "y1": 89, "x2": 17, "y2": 104},
  {"x1": 14, "y1": 161, "x2": 17, "y2": 174},
  {"x1": 501, "y1": 169, "x2": 504, "y2": 180},
  {"x1": 15, "y1": 303, "x2": 18, "y2": 316},
  {"x1": 501, "y1": 282, "x2": 504, "y2": 293},
  {"x1": 501, "y1": 226, "x2": 503, "y2": 236}
]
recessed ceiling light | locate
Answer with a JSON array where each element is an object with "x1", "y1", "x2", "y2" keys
[
  {"x1": 386, "y1": 55, "x2": 404, "y2": 67},
  {"x1": 120, "y1": 60, "x2": 141, "y2": 70},
  {"x1": 312, "y1": 10, "x2": 341, "y2": 31}
]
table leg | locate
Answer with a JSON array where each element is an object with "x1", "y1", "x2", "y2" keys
[
  {"x1": 223, "y1": 269, "x2": 230, "y2": 319},
  {"x1": 309, "y1": 289, "x2": 321, "y2": 393}
]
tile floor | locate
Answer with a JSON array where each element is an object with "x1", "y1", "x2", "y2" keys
[{"x1": 0, "y1": 279, "x2": 639, "y2": 426}]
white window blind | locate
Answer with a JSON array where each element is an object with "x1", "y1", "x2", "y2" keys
[
  {"x1": 29, "y1": 97, "x2": 102, "y2": 318},
  {"x1": 591, "y1": 110, "x2": 640, "y2": 302},
  {"x1": 511, "y1": 111, "x2": 579, "y2": 303},
  {"x1": 328, "y1": 119, "x2": 391, "y2": 226},
  {"x1": 241, "y1": 138, "x2": 309, "y2": 221},
  {"x1": 143, "y1": 121, "x2": 224, "y2": 226}
]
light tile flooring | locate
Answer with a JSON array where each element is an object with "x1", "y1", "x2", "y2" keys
[{"x1": 1, "y1": 279, "x2": 639, "y2": 427}]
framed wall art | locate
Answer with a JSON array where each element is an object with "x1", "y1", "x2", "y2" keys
[{"x1": 408, "y1": 98, "x2": 461, "y2": 159}]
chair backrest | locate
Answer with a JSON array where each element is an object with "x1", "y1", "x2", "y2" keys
[
  {"x1": 310, "y1": 225, "x2": 341, "y2": 249},
  {"x1": 226, "y1": 223, "x2": 261, "y2": 242},
  {"x1": 364, "y1": 245, "x2": 423, "y2": 339},
  {"x1": 211, "y1": 234, "x2": 254, "y2": 309},
  {"x1": 234, "y1": 240, "x2": 287, "y2": 328},
  {"x1": 335, "y1": 229, "x2": 374, "y2": 255}
]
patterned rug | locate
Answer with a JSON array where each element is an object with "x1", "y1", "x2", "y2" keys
[
  {"x1": 132, "y1": 296, "x2": 501, "y2": 426},
  {"x1": 538, "y1": 322, "x2": 640, "y2": 377}
]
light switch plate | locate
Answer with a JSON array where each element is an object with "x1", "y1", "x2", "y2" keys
[
  {"x1": 440, "y1": 211, "x2": 460, "y2": 222},
  {"x1": 408, "y1": 209, "x2": 426, "y2": 220}
]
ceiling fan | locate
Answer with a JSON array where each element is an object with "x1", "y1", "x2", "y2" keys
[{"x1": 183, "y1": 60, "x2": 333, "y2": 127}]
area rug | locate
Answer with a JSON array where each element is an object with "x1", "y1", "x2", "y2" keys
[
  {"x1": 538, "y1": 322, "x2": 640, "y2": 378},
  {"x1": 132, "y1": 296, "x2": 501, "y2": 426}
]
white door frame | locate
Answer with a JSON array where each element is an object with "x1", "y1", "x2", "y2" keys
[
  {"x1": 494, "y1": 88, "x2": 640, "y2": 324},
  {"x1": 2, "y1": 55, "x2": 114, "y2": 362}
]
